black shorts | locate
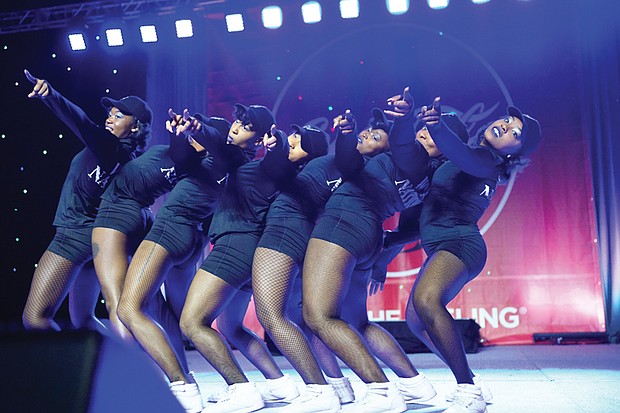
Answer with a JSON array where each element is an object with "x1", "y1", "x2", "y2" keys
[
  {"x1": 144, "y1": 219, "x2": 208, "y2": 264},
  {"x1": 310, "y1": 208, "x2": 383, "y2": 269},
  {"x1": 95, "y1": 198, "x2": 154, "y2": 253},
  {"x1": 423, "y1": 234, "x2": 487, "y2": 277},
  {"x1": 47, "y1": 226, "x2": 93, "y2": 265},
  {"x1": 200, "y1": 233, "x2": 261, "y2": 289},
  {"x1": 257, "y1": 217, "x2": 314, "y2": 266}
]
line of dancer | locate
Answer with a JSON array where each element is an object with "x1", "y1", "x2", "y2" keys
[{"x1": 22, "y1": 70, "x2": 540, "y2": 413}]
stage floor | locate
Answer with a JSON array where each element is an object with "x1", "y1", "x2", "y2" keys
[{"x1": 188, "y1": 343, "x2": 620, "y2": 413}]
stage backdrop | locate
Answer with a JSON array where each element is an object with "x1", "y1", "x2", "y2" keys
[{"x1": 148, "y1": 0, "x2": 604, "y2": 345}]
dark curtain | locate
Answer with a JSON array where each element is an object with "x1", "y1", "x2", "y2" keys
[{"x1": 579, "y1": 1, "x2": 620, "y2": 341}]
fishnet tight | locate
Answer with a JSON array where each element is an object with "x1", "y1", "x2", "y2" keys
[
  {"x1": 117, "y1": 241, "x2": 190, "y2": 383},
  {"x1": 406, "y1": 250, "x2": 475, "y2": 384},
  {"x1": 252, "y1": 247, "x2": 327, "y2": 384},
  {"x1": 179, "y1": 269, "x2": 250, "y2": 384},
  {"x1": 23, "y1": 250, "x2": 83, "y2": 331},
  {"x1": 302, "y1": 238, "x2": 388, "y2": 383},
  {"x1": 217, "y1": 288, "x2": 282, "y2": 379}
]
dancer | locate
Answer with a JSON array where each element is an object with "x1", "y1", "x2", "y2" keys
[
  {"x1": 179, "y1": 108, "x2": 328, "y2": 413},
  {"x1": 300, "y1": 97, "x2": 445, "y2": 412},
  {"x1": 407, "y1": 96, "x2": 541, "y2": 413},
  {"x1": 21, "y1": 69, "x2": 151, "y2": 332},
  {"x1": 117, "y1": 109, "x2": 230, "y2": 413}
]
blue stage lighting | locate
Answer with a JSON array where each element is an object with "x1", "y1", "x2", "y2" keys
[
  {"x1": 68, "y1": 33, "x2": 86, "y2": 51},
  {"x1": 386, "y1": 0, "x2": 410, "y2": 15},
  {"x1": 340, "y1": 0, "x2": 360, "y2": 19},
  {"x1": 105, "y1": 29, "x2": 124, "y2": 46},
  {"x1": 262, "y1": 6, "x2": 283, "y2": 29},
  {"x1": 428, "y1": 0, "x2": 449, "y2": 9},
  {"x1": 302, "y1": 1, "x2": 322, "y2": 24},
  {"x1": 175, "y1": 19, "x2": 193, "y2": 38},
  {"x1": 226, "y1": 14, "x2": 245, "y2": 32},
  {"x1": 140, "y1": 25, "x2": 158, "y2": 43}
]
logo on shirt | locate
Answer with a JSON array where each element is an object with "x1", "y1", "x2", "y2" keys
[
  {"x1": 326, "y1": 177, "x2": 342, "y2": 192},
  {"x1": 216, "y1": 174, "x2": 229, "y2": 185},
  {"x1": 479, "y1": 184, "x2": 494, "y2": 200},
  {"x1": 87, "y1": 163, "x2": 120, "y2": 188},
  {"x1": 160, "y1": 166, "x2": 178, "y2": 185}
]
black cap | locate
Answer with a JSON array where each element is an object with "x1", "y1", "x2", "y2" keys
[
  {"x1": 233, "y1": 103, "x2": 275, "y2": 138},
  {"x1": 507, "y1": 106, "x2": 541, "y2": 157},
  {"x1": 193, "y1": 114, "x2": 232, "y2": 148},
  {"x1": 369, "y1": 107, "x2": 392, "y2": 134},
  {"x1": 101, "y1": 95, "x2": 152, "y2": 125},
  {"x1": 291, "y1": 124, "x2": 328, "y2": 160}
]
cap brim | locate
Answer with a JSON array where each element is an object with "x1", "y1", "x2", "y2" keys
[{"x1": 507, "y1": 105, "x2": 528, "y2": 141}]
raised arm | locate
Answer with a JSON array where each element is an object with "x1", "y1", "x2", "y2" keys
[
  {"x1": 24, "y1": 69, "x2": 114, "y2": 158},
  {"x1": 420, "y1": 97, "x2": 499, "y2": 179},
  {"x1": 334, "y1": 109, "x2": 364, "y2": 179}
]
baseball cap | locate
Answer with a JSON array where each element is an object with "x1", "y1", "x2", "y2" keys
[
  {"x1": 101, "y1": 95, "x2": 153, "y2": 125},
  {"x1": 291, "y1": 124, "x2": 328, "y2": 160},
  {"x1": 507, "y1": 106, "x2": 541, "y2": 157},
  {"x1": 369, "y1": 107, "x2": 392, "y2": 134},
  {"x1": 233, "y1": 103, "x2": 275, "y2": 138}
]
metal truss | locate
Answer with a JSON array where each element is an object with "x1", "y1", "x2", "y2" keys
[{"x1": 0, "y1": 0, "x2": 228, "y2": 34}]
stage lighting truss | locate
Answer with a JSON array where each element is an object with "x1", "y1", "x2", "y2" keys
[{"x1": 56, "y1": 0, "x2": 493, "y2": 52}]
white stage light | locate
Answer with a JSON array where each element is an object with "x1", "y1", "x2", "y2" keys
[
  {"x1": 105, "y1": 29, "x2": 123, "y2": 46},
  {"x1": 262, "y1": 6, "x2": 283, "y2": 29},
  {"x1": 226, "y1": 14, "x2": 245, "y2": 32},
  {"x1": 140, "y1": 25, "x2": 158, "y2": 43},
  {"x1": 340, "y1": 0, "x2": 360, "y2": 19},
  {"x1": 175, "y1": 19, "x2": 193, "y2": 38},
  {"x1": 472, "y1": 0, "x2": 491, "y2": 3},
  {"x1": 68, "y1": 33, "x2": 86, "y2": 51},
  {"x1": 302, "y1": 1, "x2": 322, "y2": 23},
  {"x1": 386, "y1": 0, "x2": 410, "y2": 15},
  {"x1": 428, "y1": 0, "x2": 450, "y2": 9}
]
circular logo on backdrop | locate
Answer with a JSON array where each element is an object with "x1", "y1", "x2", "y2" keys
[{"x1": 272, "y1": 23, "x2": 516, "y2": 277}]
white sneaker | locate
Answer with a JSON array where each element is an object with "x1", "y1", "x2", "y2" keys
[
  {"x1": 326, "y1": 376, "x2": 355, "y2": 404},
  {"x1": 257, "y1": 374, "x2": 300, "y2": 403},
  {"x1": 353, "y1": 382, "x2": 406, "y2": 413},
  {"x1": 205, "y1": 383, "x2": 229, "y2": 403},
  {"x1": 446, "y1": 375, "x2": 493, "y2": 403},
  {"x1": 278, "y1": 384, "x2": 341, "y2": 412},
  {"x1": 203, "y1": 382, "x2": 264, "y2": 413},
  {"x1": 444, "y1": 384, "x2": 487, "y2": 413},
  {"x1": 397, "y1": 373, "x2": 436, "y2": 403},
  {"x1": 170, "y1": 380, "x2": 204, "y2": 413}
]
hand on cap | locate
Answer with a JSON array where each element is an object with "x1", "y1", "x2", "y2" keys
[
  {"x1": 332, "y1": 109, "x2": 355, "y2": 135},
  {"x1": 417, "y1": 96, "x2": 441, "y2": 126},
  {"x1": 385, "y1": 86, "x2": 413, "y2": 118},
  {"x1": 263, "y1": 124, "x2": 278, "y2": 151},
  {"x1": 24, "y1": 69, "x2": 50, "y2": 99}
]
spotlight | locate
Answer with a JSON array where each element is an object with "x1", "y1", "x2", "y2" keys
[
  {"x1": 302, "y1": 1, "x2": 322, "y2": 24},
  {"x1": 428, "y1": 0, "x2": 450, "y2": 9},
  {"x1": 140, "y1": 25, "x2": 158, "y2": 43},
  {"x1": 262, "y1": 6, "x2": 283, "y2": 29},
  {"x1": 471, "y1": 0, "x2": 491, "y2": 3},
  {"x1": 386, "y1": 0, "x2": 409, "y2": 15},
  {"x1": 226, "y1": 14, "x2": 245, "y2": 32},
  {"x1": 105, "y1": 28, "x2": 124, "y2": 47},
  {"x1": 339, "y1": 0, "x2": 360, "y2": 19},
  {"x1": 175, "y1": 19, "x2": 193, "y2": 38},
  {"x1": 68, "y1": 33, "x2": 86, "y2": 51}
]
